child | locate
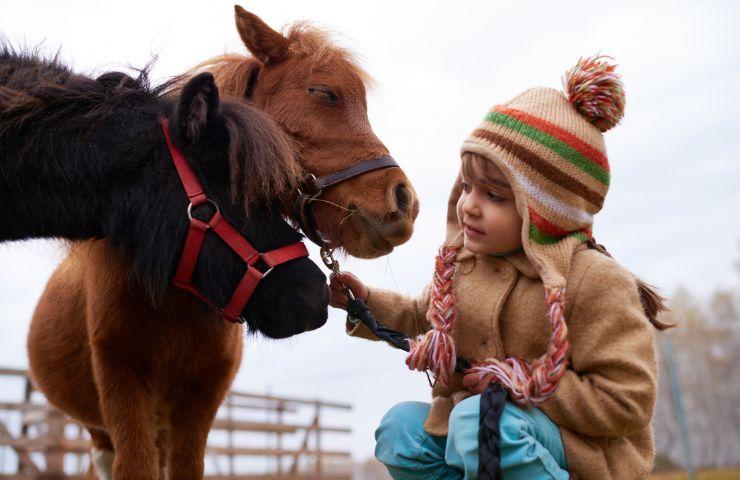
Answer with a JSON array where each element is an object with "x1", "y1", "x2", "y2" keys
[{"x1": 331, "y1": 57, "x2": 664, "y2": 479}]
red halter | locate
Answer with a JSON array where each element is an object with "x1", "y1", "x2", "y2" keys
[{"x1": 161, "y1": 118, "x2": 309, "y2": 323}]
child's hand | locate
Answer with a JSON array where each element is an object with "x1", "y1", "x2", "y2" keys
[{"x1": 329, "y1": 272, "x2": 369, "y2": 309}]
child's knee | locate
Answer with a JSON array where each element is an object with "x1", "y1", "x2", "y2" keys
[
  {"x1": 375, "y1": 401, "x2": 431, "y2": 443},
  {"x1": 448, "y1": 395, "x2": 480, "y2": 436},
  {"x1": 498, "y1": 403, "x2": 535, "y2": 443},
  {"x1": 445, "y1": 395, "x2": 481, "y2": 476},
  {"x1": 375, "y1": 401, "x2": 451, "y2": 477}
]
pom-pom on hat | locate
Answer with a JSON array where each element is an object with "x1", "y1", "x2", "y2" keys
[
  {"x1": 564, "y1": 55, "x2": 625, "y2": 132},
  {"x1": 406, "y1": 56, "x2": 626, "y2": 407}
]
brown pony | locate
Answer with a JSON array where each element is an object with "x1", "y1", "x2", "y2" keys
[
  {"x1": 213, "y1": 6, "x2": 419, "y2": 255},
  {"x1": 28, "y1": 6, "x2": 418, "y2": 480}
]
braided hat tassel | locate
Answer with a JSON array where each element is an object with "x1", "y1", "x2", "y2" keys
[
  {"x1": 466, "y1": 286, "x2": 570, "y2": 406},
  {"x1": 406, "y1": 246, "x2": 460, "y2": 386}
]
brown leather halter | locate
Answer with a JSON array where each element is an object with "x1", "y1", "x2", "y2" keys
[
  {"x1": 244, "y1": 66, "x2": 401, "y2": 248},
  {"x1": 294, "y1": 155, "x2": 399, "y2": 247}
]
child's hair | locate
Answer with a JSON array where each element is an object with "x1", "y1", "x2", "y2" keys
[
  {"x1": 584, "y1": 239, "x2": 671, "y2": 329},
  {"x1": 459, "y1": 153, "x2": 671, "y2": 330},
  {"x1": 461, "y1": 152, "x2": 501, "y2": 187}
]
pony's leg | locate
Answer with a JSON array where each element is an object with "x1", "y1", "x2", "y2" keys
[
  {"x1": 90, "y1": 348, "x2": 159, "y2": 480},
  {"x1": 166, "y1": 367, "x2": 234, "y2": 479},
  {"x1": 87, "y1": 428, "x2": 114, "y2": 480},
  {"x1": 84, "y1": 243, "x2": 161, "y2": 480}
]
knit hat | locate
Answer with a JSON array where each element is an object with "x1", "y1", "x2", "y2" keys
[{"x1": 406, "y1": 56, "x2": 625, "y2": 406}]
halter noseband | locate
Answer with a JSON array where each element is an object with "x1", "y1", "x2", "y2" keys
[
  {"x1": 244, "y1": 66, "x2": 401, "y2": 248},
  {"x1": 161, "y1": 118, "x2": 309, "y2": 324},
  {"x1": 295, "y1": 155, "x2": 400, "y2": 247}
]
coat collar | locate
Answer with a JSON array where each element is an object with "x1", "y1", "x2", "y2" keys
[
  {"x1": 456, "y1": 247, "x2": 540, "y2": 279},
  {"x1": 503, "y1": 251, "x2": 540, "y2": 279}
]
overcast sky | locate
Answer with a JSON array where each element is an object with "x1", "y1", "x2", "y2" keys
[{"x1": 1, "y1": 0, "x2": 739, "y2": 464}]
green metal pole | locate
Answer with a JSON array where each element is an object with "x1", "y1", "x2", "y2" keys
[{"x1": 663, "y1": 336, "x2": 697, "y2": 480}]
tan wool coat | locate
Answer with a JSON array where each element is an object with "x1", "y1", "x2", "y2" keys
[{"x1": 347, "y1": 245, "x2": 658, "y2": 480}]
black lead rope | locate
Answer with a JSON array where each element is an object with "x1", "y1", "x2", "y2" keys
[
  {"x1": 346, "y1": 297, "x2": 472, "y2": 373},
  {"x1": 323, "y1": 248, "x2": 505, "y2": 480},
  {"x1": 479, "y1": 383, "x2": 507, "y2": 480}
]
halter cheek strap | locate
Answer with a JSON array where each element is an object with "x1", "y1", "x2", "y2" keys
[{"x1": 161, "y1": 118, "x2": 309, "y2": 323}]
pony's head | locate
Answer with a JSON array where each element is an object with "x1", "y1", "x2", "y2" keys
[
  {"x1": 192, "y1": 7, "x2": 419, "y2": 259},
  {"x1": 168, "y1": 73, "x2": 329, "y2": 338}
]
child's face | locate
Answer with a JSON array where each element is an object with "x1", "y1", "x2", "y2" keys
[{"x1": 456, "y1": 156, "x2": 523, "y2": 255}]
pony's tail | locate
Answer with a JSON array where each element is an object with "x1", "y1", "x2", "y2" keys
[{"x1": 586, "y1": 238, "x2": 672, "y2": 330}]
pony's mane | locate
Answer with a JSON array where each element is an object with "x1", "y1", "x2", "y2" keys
[
  {"x1": 218, "y1": 100, "x2": 300, "y2": 212},
  {"x1": 0, "y1": 43, "x2": 161, "y2": 131},
  {"x1": 0, "y1": 42, "x2": 299, "y2": 214},
  {"x1": 187, "y1": 22, "x2": 373, "y2": 98}
]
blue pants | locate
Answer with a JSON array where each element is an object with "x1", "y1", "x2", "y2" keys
[{"x1": 375, "y1": 395, "x2": 569, "y2": 480}]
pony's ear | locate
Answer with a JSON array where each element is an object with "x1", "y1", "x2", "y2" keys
[
  {"x1": 234, "y1": 5, "x2": 290, "y2": 65},
  {"x1": 174, "y1": 72, "x2": 220, "y2": 144}
]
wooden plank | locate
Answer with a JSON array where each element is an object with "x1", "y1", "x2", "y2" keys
[
  {"x1": 205, "y1": 476, "x2": 351, "y2": 480},
  {"x1": 211, "y1": 419, "x2": 350, "y2": 434},
  {"x1": 1, "y1": 434, "x2": 350, "y2": 457},
  {"x1": 222, "y1": 397, "x2": 298, "y2": 413},
  {"x1": 205, "y1": 446, "x2": 350, "y2": 458},
  {"x1": 0, "y1": 436, "x2": 90, "y2": 453},
  {"x1": 0, "y1": 419, "x2": 41, "y2": 474},
  {"x1": 211, "y1": 419, "x2": 298, "y2": 434},
  {"x1": 0, "y1": 401, "x2": 52, "y2": 412},
  {"x1": 0, "y1": 477, "x2": 86, "y2": 480},
  {"x1": 229, "y1": 391, "x2": 351, "y2": 410}
]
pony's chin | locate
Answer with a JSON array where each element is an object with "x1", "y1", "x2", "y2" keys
[
  {"x1": 340, "y1": 211, "x2": 420, "y2": 259},
  {"x1": 249, "y1": 284, "x2": 330, "y2": 339},
  {"x1": 255, "y1": 312, "x2": 328, "y2": 339}
]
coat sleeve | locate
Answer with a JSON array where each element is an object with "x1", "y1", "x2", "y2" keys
[
  {"x1": 538, "y1": 255, "x2": 658, "y2": 438},
  {"x1": 345, "y1": 284, "x2": 431, "y2": 342}
]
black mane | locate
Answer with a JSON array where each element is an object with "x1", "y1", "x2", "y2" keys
[{"x1": 0, "y1": 43, "x2": 311, "y2": 307}]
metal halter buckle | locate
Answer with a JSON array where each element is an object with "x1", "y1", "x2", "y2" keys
[{"x1": 321, "y1": 246, "x2": 355, "y2": 301}]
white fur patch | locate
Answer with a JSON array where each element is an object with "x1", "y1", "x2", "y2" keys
[{"x1": 91, "y1": 448, "x2": 114, "y2": 480}]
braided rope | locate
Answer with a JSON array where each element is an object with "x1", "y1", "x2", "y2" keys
[
  {"x1": 465, "y1": 287, "x2": 570, "y2": 406},
  {"x1": 405, "y1": 246, "x2": 460, "y2": 386}
]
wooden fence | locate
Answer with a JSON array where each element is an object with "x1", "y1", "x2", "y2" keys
[{"x1": 0, "y1": 367, "x2": 353, "y2": 479}]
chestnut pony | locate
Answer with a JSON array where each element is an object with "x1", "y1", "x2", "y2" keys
[
  {"x1": 27, "y1": 67, "x2": 329, "y2": 479},
  {"x1": 29, "y1": 7, "x2": 418, "y2": 479}
]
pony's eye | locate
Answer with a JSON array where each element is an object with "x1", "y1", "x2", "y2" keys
[{"x1": 307, "y1": 85, "x2": 339, "y2": 104}]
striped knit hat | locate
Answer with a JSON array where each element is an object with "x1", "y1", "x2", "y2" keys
[{"x1": 406, "y1": 56, "x2": 625, "y2": 406}]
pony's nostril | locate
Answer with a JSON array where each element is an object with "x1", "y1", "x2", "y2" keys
[{"x1": 394, "y1": 183, "x2": 411, "y2": 215}]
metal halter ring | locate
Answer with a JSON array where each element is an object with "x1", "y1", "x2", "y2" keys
[{"x1": 187, "y1": 199, "x2": 220, "y2": 223}]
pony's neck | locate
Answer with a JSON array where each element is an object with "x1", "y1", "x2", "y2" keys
[
  {"x1": 1, "y1": 162, "x2": 109, "y2": 242},
  {"x1": 0, "y1": 122, "x2": 160, "y2": 243},
  {"x1": 0, "y1": 50, "x2": 163, "y2": 243}
]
